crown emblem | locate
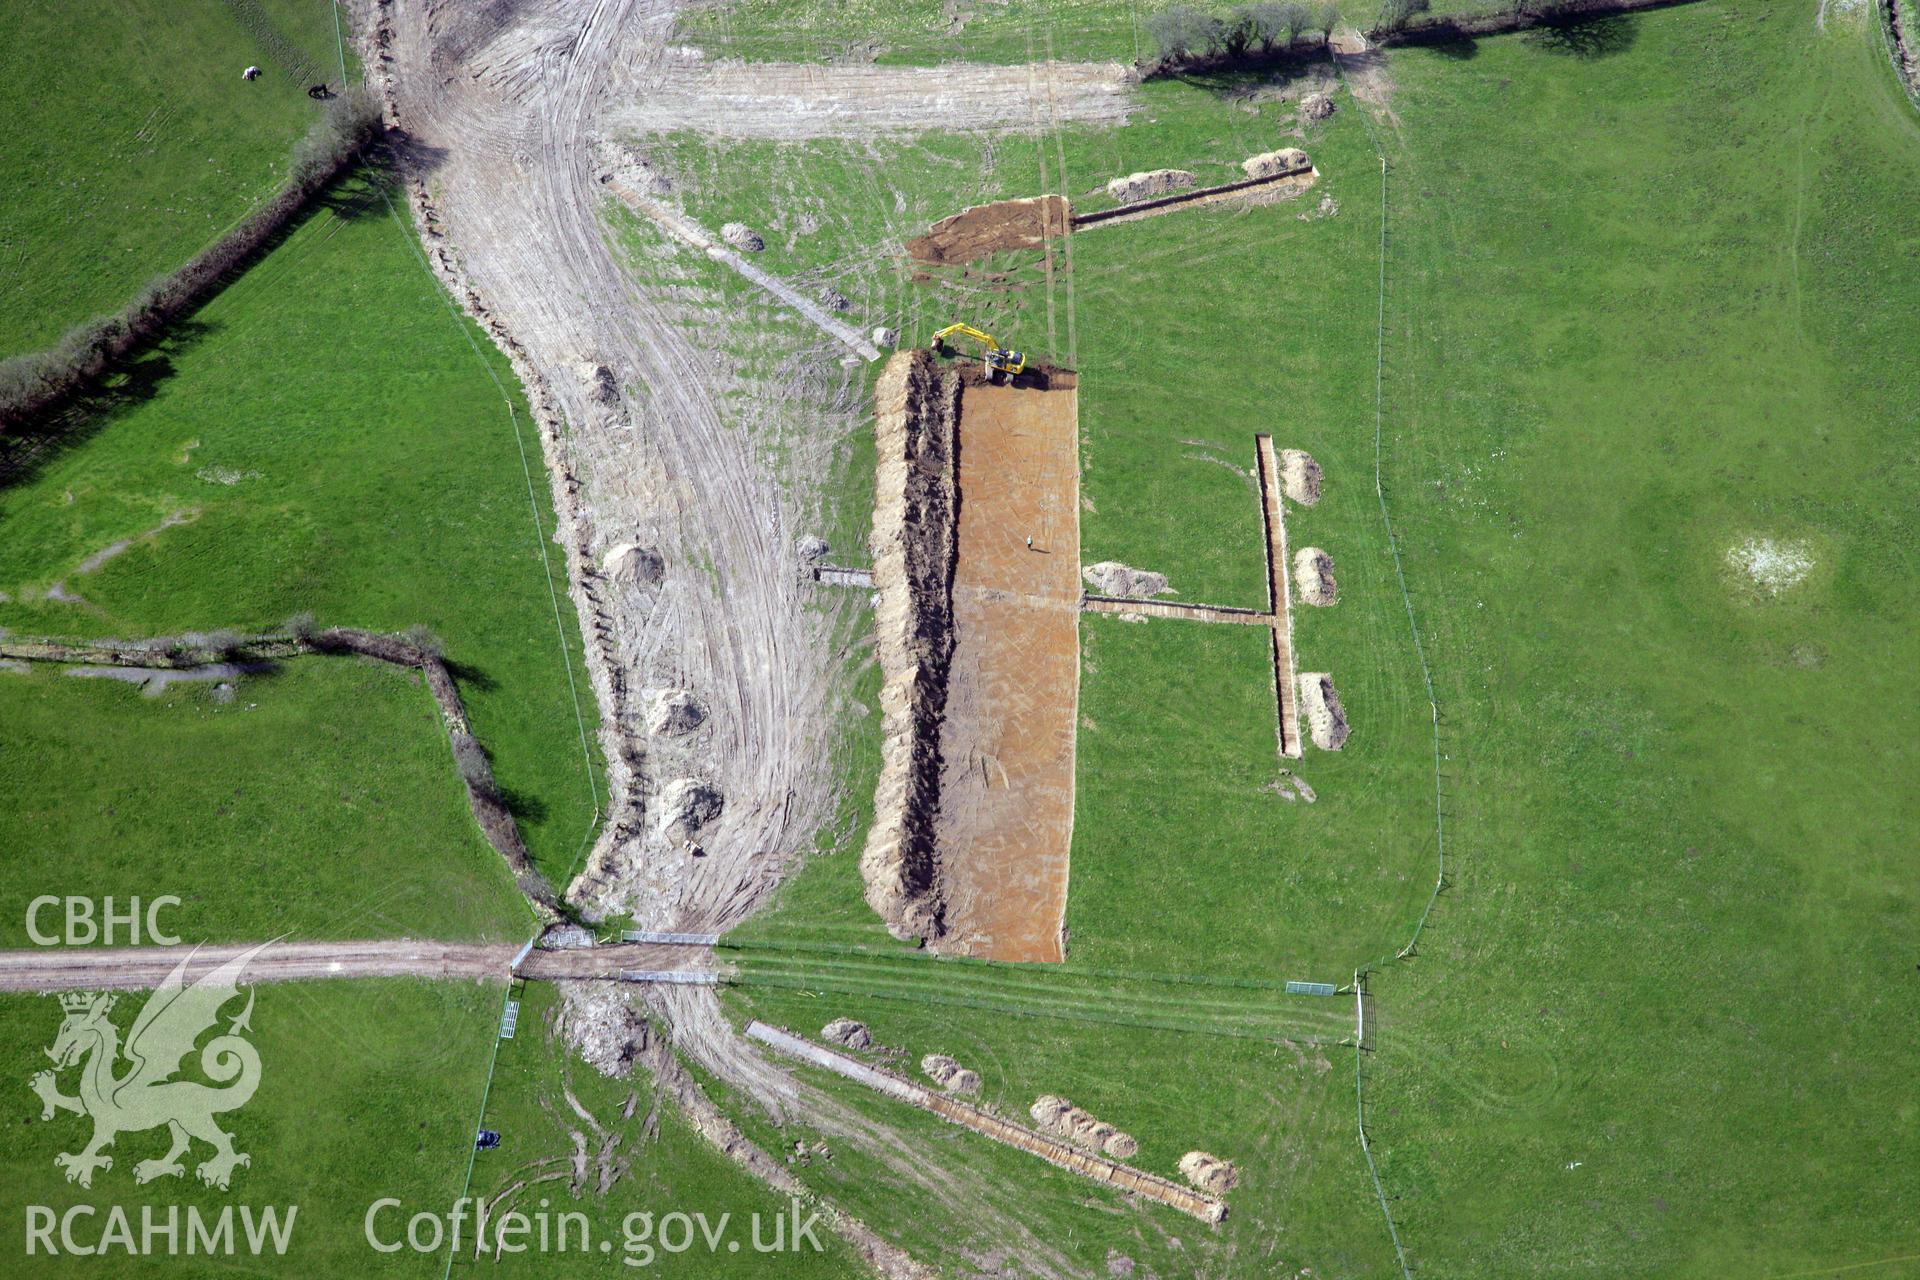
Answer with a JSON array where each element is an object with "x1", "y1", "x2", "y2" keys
[{"x1": 56, "y1": 991, "x2": 106, "y2": 1014}]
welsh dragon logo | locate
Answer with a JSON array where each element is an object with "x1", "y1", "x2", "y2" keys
[{"x1": 30, "y1": 943, "x2": 267, "y2": 1190}]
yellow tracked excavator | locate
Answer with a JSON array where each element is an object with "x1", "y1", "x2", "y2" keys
[{"x1": 931, "y1": 323, "x2": 1027, "y2": 379}]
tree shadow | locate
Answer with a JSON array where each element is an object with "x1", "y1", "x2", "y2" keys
[
  {"x1": 1171, "y1": 57, "x2": 1324, "y2": 100},
  {"x1": 0, "y1": 161, "x2": 394, "y2": 497},
  {"x1": 499, "y1": 786, "x2": 550, "y2": 826},
  {"x1": 1524, "y1": 14, "x2": 1638, "y2": 59},
  {"x1": 381, "y1": 129, "x2": 450, "y2": 185},
  {"x1": 442, "y1": 656, "x2": 498, "y2": 692},
  {"x1": 0, "y1": 320, "x2": 218, "y2": 492},
  {"x1": 314, "y1": 173, "x2": 390, "y2": 221},
  {"x1": 1428, "y1": 32, "x2": 1480, "y2": 60}
]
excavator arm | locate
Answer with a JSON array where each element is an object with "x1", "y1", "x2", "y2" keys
[{"x1": 931, "y1": 323, "x2": 1027, "y2": 377}]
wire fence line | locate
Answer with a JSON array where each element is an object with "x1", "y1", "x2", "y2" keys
[
  {"x1": 369, "y1": 172, "x2": 604, "y2": 886},
  {"x1": 721, "y1": 935, "x2": 1338, "y2": 994},
  {"x1": 324, "y1": 25, "x2": 600, "y2": 1277},
  {"x1": 441, "y1": 969, "x2": 524, "y2": 1280},
  {"x1": 1338, "y1": 49, "x2": 1440, "y2": 1279}
]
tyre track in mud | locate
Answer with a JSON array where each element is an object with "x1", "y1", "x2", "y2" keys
[
  {"x1": 377, "y1": 0, "x2": 835, "y2": 964},
  {"x1": 367, "y1": 3, "x2": 1090, "y2": 1270}
]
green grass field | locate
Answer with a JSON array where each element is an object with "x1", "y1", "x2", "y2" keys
[
  {"x1": 1350, "y1": 5, "x2": 1920, "y2": 1274},
  {"x1": 0, "y1": 169, "x2": 603, "y2": 912},
  {"x1": 644, "y1": 2, "x2": 1920, "y2": 1275},
  {"x1": 714, "y1": 991, "x2": 1393, "y2": 1277},
  {"x1": 0, "y1": 659, "x2": 529, "y2": 946},
  {"x1": 0, "y1": 979, "x2": 500, "y2": 1277},
  {"x1": 625, "y1": 40, "x2": 1438, "y2": 1276},
  {"x1": 0, "y1": 0, "x2": 348, "y2": 357},
  {"x1": 3, "y1": 1, "x2": 1901, "y2": 1275}
]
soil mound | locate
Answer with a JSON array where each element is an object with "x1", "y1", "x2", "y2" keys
[
  {"x1": 906, "y1": 195, "x2": 1071, "y2": 266},
  {"x1": 821, "y1": 1018, "x2": 871, "y2": 1050},
  {"x1": 604, "y1": 541, "x2": 666, "y2": 587},
  {"x1": 1029, "y1": 1095, "x2": 1136, "y2": 1159},
  {"x1": 1301, "y1": 92, "x2": 1336, "y2": 121},
  {"x1": 645, "y1": 688, "x2": 707, "y2": 736},
  {"x1": 572, "y1": 359, "x2": 620, "y2": 405},
  {"x1": 1242, "y1": 148, "x2": 1311, "y2": 180},
  {"x1": 1105, "y1": 168, "x2": 1195, "y2": 203},
  {"x1": 861, "y1": 352, "x2": 960, "y2": 942},
  {"x1": 558, "y1": 984, "x2": 651, "y2": 1079},
  {"x1": 1279, "y1": 449, "x2": 1322, "y2": 506},
  {"x1": 1294, "y1": 547, "x2": 1337, "y2": 606},
  {"x1": 658, "y1": 777, "x2": 724, "y2": 842},
  {"x1": 921, "y1": 1054, "x2": 981, "y2": 1094},
  {"x1": 721, "y1": 221, "x2": 764, "y2": 252},
  {"x1": 1178, "y1": 1151, "x2": 1239, "y2": 1196},
  {"x1": 1298, "y1": 673, "x2": 1350, "y2": 751},
  {"x1": 1082, "y1": 561, "x2": 1170, "y2": 599}
]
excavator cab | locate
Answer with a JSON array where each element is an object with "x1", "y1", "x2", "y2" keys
[{"x1": 931, "y1": 323, "x2": 1027, "y2": 380}]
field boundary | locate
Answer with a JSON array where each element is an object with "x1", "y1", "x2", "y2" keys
[
  {"x1": 0, "y1": 627, "x2": 552, "y2": 900},
  {"x1": 1337, "y1": 47, "x2": 1446, "y2": 1277},
  {"x1": 0, "y1": 102, "x2": 382, "y2": 430}
]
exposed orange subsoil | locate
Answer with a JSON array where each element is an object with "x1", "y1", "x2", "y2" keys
[
  {"x1": 933, "y1": 376, "x2": 1081, "y2": 962},
  {"x1": 906, "y1": 195, "x2": 1071, "y2": 266}
]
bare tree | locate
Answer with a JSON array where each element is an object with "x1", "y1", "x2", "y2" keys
[
  {"x1": 1147, "y1": 4, "x2": 1226, "y2": 60},
  {"x1": 1313, "y1": 0, "x2": 1339, "y2": 41},
  {"x1": 1245, "y1": 2, "x2": 1296, "y2": 50},
  {"x1": 1378, "y1": 0, "x2": 1431, "y2": 33}
]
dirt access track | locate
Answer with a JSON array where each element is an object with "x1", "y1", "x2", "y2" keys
[
  {"x1": 0, "y1": 940, "x2": 719, "y2": 992},
  {"x1": 864, "y1": 354, "x2": 1081, "y2": 963}
]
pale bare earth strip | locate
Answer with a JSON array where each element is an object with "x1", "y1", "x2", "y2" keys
[
  {"x1": 0, "y1": 940, "x2": 720, "y2": 991},
  {"x1": 607, "y1": 181, "x2": 882, "y2": 359},
  {"x1": 1257, "y1": 435, "x2": 1304, "y2": 759},
  {"x1": 1082, "y1": 596, "x2": 1270, "y2": 625},
  {"x1": 747, "y1": 1021, "x2": 1227, "y2": 1223},
  {"x1": 517, "y1": 941, "x2": 717, "y2": 980},
  {"x1": 374, "y1": 9, "x2": 1084, "y2": 1264},
  {"x1": 0, "y1": 941, "x2": 517, "y2": 992},
  {"x1": 605, "y1": 53, "x2": 1138, "y2": 140}
]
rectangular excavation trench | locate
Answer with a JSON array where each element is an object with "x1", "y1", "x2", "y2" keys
[{"x1": 862, "y1": 354, "x2": 1080, "y2": 963}]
